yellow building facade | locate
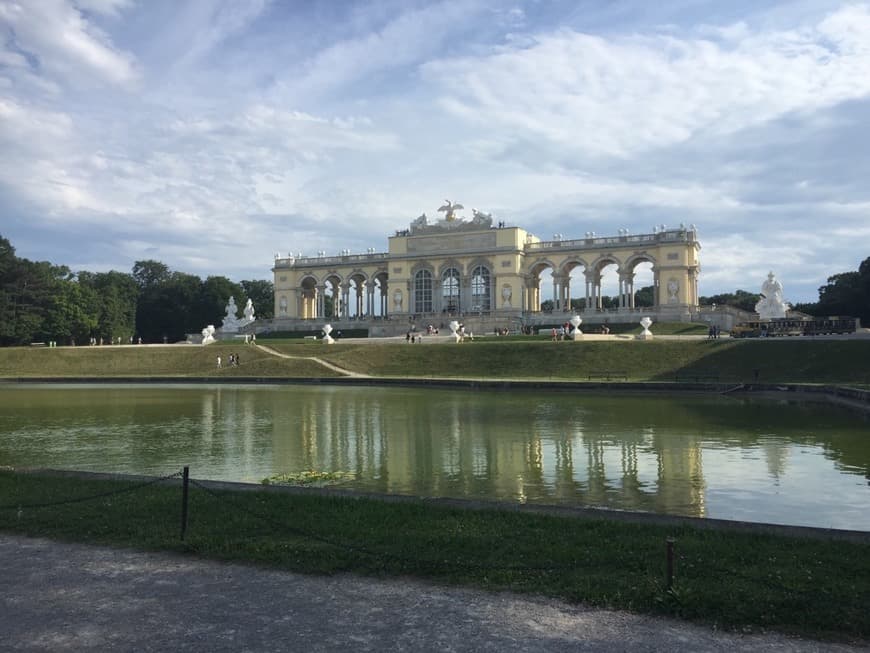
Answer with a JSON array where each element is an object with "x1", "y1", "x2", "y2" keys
[{"x1": 272, "y1": 213, "x2": 700, "y2": 325}]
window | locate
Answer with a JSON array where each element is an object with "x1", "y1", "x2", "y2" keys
[
  {"x1": 471, "y1": 265, "x2": 490, "y2": 311},
  {"x1": 442, "y1": 268, "x2": 460, "y2": 312},
  {"x1": 414, "y1": 269, "x2": 433, "y2": 313}
]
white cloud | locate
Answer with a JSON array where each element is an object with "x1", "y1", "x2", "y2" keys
[
  {"x1": 1, "y1": 1, "x2": 868, "y2": 302},
  {"x1": 422, "y1": 4, "x2": 870, "y2": 159},
  {"x1": 0, "y1": 0, "x2": 138, "y2": 87},
  {"x1": 74, "y1": 0, "x2": 132, "y2": 17}
]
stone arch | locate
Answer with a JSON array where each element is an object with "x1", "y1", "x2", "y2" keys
[
  {"x1": 299, "y1": 275, "x2": 319, "y2": 319},
  {"x1": 526, "y1": 258, "x2": 559, "y2": 313},
  {"x1": 323, "y1": 273, "x2": 343, "y2": 319},
  {"x1": 346, "y1": 270, "x2": 370, "y2": 318},
  {"x1": 586, "y1": 255, "x2": 622, "y2": 312},
  {"x1": 372, "y1": 269, "x2": 389, "y2": 317},
  {"x1": 559, "y1": 257, "x2": 590, "y2": 312},
  {"x1": 619, "y1": 254, "x2": 656, "y2": 310}
]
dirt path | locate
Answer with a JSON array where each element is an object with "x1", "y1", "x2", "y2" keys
[
  {"x1": 1, "y1": 534, "x2": 863, "y2": 652},
  {"x1": 254, "y1": 343, "x2": 370, "y2": 377}
]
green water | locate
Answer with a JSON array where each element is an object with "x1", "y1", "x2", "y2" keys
[{"x1": 0, "y1": 383, "x2": 868, "y2": 530}]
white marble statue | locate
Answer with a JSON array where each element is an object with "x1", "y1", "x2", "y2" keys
[
  {"x1": 449, "y1": 320, "x2": 462, "y2": 343},
  {"x1": 755, "y1": 271, "x2": 790, "y2": 319},
  {"x1": 201, "y1": 325, "x2": 216, "y2": 345},
  {"x1": 471, "y1": 209, "x2": 493, "y2": 228},
  {"x1": 322, "y1": 323, "x2": 335, "y2": 345},
  {"x1": 243, "y1": 299, "x2": 255, "y2": 323},
  {"x1": 221, "y1": 296, "x2": 242, "y2": 332}
]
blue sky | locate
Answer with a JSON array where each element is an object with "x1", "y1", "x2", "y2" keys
[{"x1": 2, "y1": 0, "x2": 869, "y2": 302}]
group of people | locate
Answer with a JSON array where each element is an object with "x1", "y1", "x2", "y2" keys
[
  {"x1": 216, "y1": 353, "x2": 242, "y2": 368},
  {"x1": 707, "y1": 325, "x2": 722, "y2": 339}
]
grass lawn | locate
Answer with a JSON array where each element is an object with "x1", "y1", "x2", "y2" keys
[{"x1": 1, "y1": 470, "x2": 868, "y2": 644}]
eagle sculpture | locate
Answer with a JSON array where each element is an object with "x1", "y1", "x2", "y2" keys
[{"x1": 437, "y1": 199, "x2": 464, "y2": 221}]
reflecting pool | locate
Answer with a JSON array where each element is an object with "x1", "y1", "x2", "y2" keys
[{"x1": 0, "y1": 383, "x2": 867, "y2": 529}]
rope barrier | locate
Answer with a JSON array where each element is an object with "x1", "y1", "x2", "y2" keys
[{"x1": 0, "y1": 470, "x2": 184, "y2": 511}]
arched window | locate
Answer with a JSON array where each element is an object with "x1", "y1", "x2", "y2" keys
[
  {"x1": 414, "y1": 269, "x2": 433, "y2": 313},
  {"x1": 442, "y1": 268, "x2": 460, "y2": 313},
  {"x1": 471, "y1": 265, "x2": 491, "y2": 311}
]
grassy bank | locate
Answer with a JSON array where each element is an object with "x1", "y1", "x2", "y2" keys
[
  {"x1": 298, "y1": 339, "x2": 870, "y2": 384},
  {"x1": 1, "y1": 470, "x2": 868, "y2": 643},
  {"x1": 0, "y1": 343, "x2": 340, "y2": 378},
  {"x1": 2, "y1": 338, "x2": 869, "y2": 384}
]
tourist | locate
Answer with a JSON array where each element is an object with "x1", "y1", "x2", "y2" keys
[
  {"x1": 235, "y1": 353, "x2": 240, "y2": 366},
  {"x1": 229, "y1": 354, "x2": 235, "y2": 366},
  {"x1": 217, "y1": 356, "x2": 222, "y2": 369}
]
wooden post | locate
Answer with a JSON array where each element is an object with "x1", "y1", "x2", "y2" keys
[
  {"x1": 180, "y1": 466, "x2": 190, "y2": 541},
  {"x1": 666, "y1": 537, "x2": 675, "y2": 591}
]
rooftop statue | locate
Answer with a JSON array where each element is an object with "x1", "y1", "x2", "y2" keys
[
  {"x1": 437, "y1": 199, "x2": 464, "y2": 221},
  {"x1": 471, "y1": 209, "x2": 493, "y2": 228},
  {"x1": 410, "y1": 213, "x2": 428, "y2": 232}
]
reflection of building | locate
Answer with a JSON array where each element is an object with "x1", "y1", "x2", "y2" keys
[
  {"x1": 272, "y1": 211, "x2": 700, "y2": 328},
  {"x1": 264, "y1": 387, "x2": 709, "y2": 517}
]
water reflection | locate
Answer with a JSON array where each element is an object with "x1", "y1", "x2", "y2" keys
[{"x1": 0, "y1": 383, "x2": 867, "y2": 529}]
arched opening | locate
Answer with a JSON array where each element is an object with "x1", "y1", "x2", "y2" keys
[
  {"x1": 347, "y1": 273, "x2": 368, "y2": 318},
  {"x1": 564, "y1": 260, "x2": 588, "y2": 312},
  {"x1": 324, "y1": 275, "x2": 342, "y2": 318},
  {"x1": 529, "y1": 262, "x2": 556, "y2": 313},
  {"x1": 630, "y1": 261, "x2": 655, "y2": 309},
  {"x1": 300, "y1": 277, "x2": 318, "y2": 319},
  {"x1": 373, "y1": 272, "x2": 388, "y2": 317},
  {"x1": 587, "y1": 258, "x2": 620, "y2": 312}
]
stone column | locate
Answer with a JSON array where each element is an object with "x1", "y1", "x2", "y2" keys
[
  {"x1": 341, "y1": 281, "x2": 350, "y2": 318},
  {"x1": 316, "y1": 286, "x2": 325, "y2": 318},
  {"x1": 585, "y1": 276, "x2": 592, "y2": 312}
]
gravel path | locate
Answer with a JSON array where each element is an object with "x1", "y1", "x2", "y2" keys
[{"x1": 2, "y1": 534, "x2": 863, "y2": 652}]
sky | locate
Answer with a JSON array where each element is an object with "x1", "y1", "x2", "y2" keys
[{"x1": 1, "y1": 0, "x2": 869, "y2": 303}]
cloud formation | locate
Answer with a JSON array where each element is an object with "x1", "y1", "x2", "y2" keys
[{"x1": 1, "y1": 0, "x2": 869, "y2": 301}]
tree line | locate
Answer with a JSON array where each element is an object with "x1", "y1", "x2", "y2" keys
[{"x1": 0, "y1": 235, "x2": 274, "y2": 346}]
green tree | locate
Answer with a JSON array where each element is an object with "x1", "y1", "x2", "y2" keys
[
  {"x1": 634, "y1": 285, "x2": 654, "y2": 307},
  {"x1": 79, "y1": 270, "x2": 139, "y2": 343},
  {"x1": 700, "y1": 290, "x2": 760, "y2": 312},
  {"x1": 134, "y1": 260, "x2": 203, "y2": 343},
  {"x1": 41, "y1": 279, "x2": 99, "y2": 345},
  {"x1": 199, "y1": 276, "x2": 245, "y2": 329},
  {"x1": 132, "y1": 260, "x2": 171, "y2": 289},
  {"x1": 241, "y1": 279, "x2": 274, "y2": 319},
  {"x1": 814, "y1": 257, "x2": 870, "y2": 323}
]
